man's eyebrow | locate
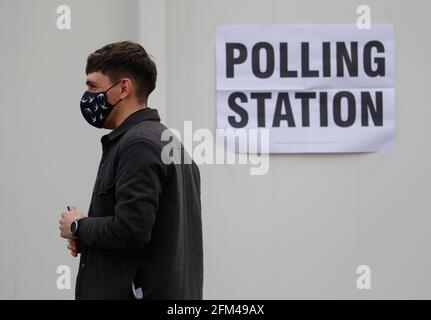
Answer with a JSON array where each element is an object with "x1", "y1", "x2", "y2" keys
[{"x1": 86, "y1": 80, "x2": 97, "y2": 87}]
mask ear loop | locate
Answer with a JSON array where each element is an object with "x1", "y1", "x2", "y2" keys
[
  {"x1": 105, "y1": 80, "x2": 123, "y2": 107},
  {"x1": 111, "y1": 97, "x2": 122, "y2": 108},
  {"x1": 105, "y1": 79, "x2": 122, "y2": 93}
]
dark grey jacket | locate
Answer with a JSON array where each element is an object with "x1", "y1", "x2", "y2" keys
[{"x1": 75, "y1": 107, "x2": 203, "y2": 300}]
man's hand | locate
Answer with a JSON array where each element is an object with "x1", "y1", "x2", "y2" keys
[
  {"x1": 59, "y1": 206, "x2": 85, "y2": 240},
  {"x1": 67, "y1": 239, "x2": 79, "y2": 257}
]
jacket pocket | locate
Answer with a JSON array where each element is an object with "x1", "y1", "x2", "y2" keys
[
  {"x1": 96, "y1": 180, "x2": 116, "y2": 195},
  {"x1": 92, "y1": 179, "x2": 116, "y2": 217}
]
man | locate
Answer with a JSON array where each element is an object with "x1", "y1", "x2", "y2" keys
[{"x1": 58, "y1": 41, "x2": 203, "y2": 300}]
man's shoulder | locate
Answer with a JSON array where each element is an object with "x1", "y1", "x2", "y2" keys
[{"x1": 120, "y1": 120, "x2": 167, "y2": 150}]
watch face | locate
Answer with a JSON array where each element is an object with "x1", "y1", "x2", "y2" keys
[{"x1": 70, "y1": 221, "x2": 77, "y2": 235}]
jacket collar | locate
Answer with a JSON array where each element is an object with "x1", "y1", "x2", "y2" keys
[{"x1": 101, "y1": 107, "x2": 160, "y2": 147}]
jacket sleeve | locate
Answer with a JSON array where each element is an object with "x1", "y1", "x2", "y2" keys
[{"x1": 78, "y1": 138, "x2": 166, "y2": 251}]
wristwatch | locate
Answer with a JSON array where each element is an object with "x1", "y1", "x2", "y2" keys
[{"x1": 70, "y1": 218, "x2": 85, "y2": 236}]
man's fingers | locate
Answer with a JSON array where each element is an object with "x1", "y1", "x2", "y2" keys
[
  {"x1": 67, "y1": 243, "x2": 77, "y2": 251},
  {"x1": 67, "y1": 239, "x2": 77, "y2": 249}
]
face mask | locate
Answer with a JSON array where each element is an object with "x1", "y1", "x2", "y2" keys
[{"x1": 80, "y1": 81, "x2": 122, "y2": 128}]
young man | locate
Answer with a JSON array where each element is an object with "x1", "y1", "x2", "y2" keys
[{"x1": 58, "y1": 41, "x2": 203, "y2": 300}]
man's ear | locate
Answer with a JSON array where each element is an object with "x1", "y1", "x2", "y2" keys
[{"x1": 120, "y1": 78, "x2": 133, "y2": 99}]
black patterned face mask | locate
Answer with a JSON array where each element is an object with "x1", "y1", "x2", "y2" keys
[{"x1": 80, "y1": 81, "x2": 122, "y2": 128}]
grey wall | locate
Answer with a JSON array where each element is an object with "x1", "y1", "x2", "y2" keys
[{"x1": 1, "y1": 0, "x2": 430, "y2": 299}]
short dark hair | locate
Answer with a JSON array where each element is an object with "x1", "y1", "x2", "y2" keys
[{"x1": 86, "y1": 41, "x2": 157, "y2": 103}]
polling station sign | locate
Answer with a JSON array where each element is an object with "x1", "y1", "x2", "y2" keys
[{"x1": 216, "y1": 24, "x2": 395, "y2": 153}]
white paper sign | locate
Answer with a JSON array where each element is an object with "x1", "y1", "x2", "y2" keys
[{"x1": 216, "y1": 24, "x2": 395, "y2": 153}]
